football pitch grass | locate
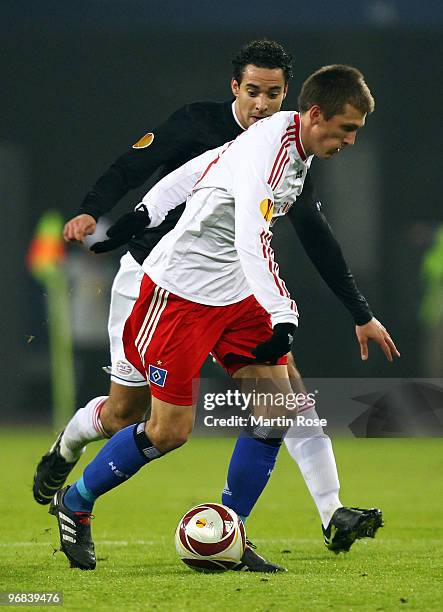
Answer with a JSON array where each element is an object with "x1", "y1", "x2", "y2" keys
[{"x1": 1, "y1": 430, "x2": 441, "y2": 611}]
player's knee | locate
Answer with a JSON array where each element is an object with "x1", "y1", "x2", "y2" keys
[{"x1": 147, "y1": 421, "x2": 192, "y2": 453}]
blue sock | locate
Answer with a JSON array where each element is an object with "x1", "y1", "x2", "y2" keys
[
  {"x1": 222, "y1": 431, "x2": 281, "y2": 519},
  {"x1": 64, "y1": 423, "x2": 161, "y2": 512},
  {"x1": 63, "y1": 477, "x2": 97, "y2": 513}
]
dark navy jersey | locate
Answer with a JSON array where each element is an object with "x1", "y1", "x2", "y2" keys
[{"x1": 79, "y1": 100, "x2": 242, "y2": 260}]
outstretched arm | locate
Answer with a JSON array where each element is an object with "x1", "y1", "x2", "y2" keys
[
  {"x1": 288, "y1": 174, "x2": 373, "y2": 325},
  {"x1": 288, "y1": 175, "x2": 400, "y2": 361}
]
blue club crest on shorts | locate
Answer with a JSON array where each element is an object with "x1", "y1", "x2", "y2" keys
[{"x1": 148, "y1": 364, "x2": 168, "y2": 387}]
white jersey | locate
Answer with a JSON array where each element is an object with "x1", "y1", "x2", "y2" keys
[{"x1": 142, "y1": 111, "x2": 313, "y2": 327}]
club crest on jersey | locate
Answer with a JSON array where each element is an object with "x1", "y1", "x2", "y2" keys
[
  {"x1": 148, "y1": 364, "x2": 168, "y2": 387},
  {"x1": 132, "y1": 132, "x2": 155, "y2": 149},
  {"x1": 260, "y1": 198, "x2": 274, "y2": 222}
]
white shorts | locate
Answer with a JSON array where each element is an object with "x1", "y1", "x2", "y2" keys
[{"x1": 108, "y1": 252, "x2": 147, "y2": 386}]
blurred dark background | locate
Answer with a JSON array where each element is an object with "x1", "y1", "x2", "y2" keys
[{"x1": 1, "y1": 0, "x2": 442, "y2": 423}]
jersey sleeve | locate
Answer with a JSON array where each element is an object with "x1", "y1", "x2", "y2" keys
[
  {"x1": 231, "y1": 131, "x2": 299, "y2": 327},
  {"x1": 78, "y1": 104, "x2": 200, "y2": 220},
  {"x1": 137, "y1": 145, "x2": 227, "y2": 227},
  {"x1": 288, "y1": 173, "x2": 373, "y2": 325}
]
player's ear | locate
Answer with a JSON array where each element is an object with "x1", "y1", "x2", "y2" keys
[
  {"x1": 309, "y1": 105, "x2": 323, "y2": 125},
  {"x1": 231, "y1": 78, "x2": 240, "y2": 97},
  {"x1": 282, "y1": 84, "x2": 288, "y2": 100}
]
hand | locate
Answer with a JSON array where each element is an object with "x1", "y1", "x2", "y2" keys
[
  {"x1": 90, "y1": 205, "x2": 150, "y2": 254},
  {"x1": 355, "y1": 317, "x2": 400, "y2": 362},
  {"x1": 63, "y1": 214, "x2": 96, "y2": 242},
  {"x1": 252, "y1": 323, "x2": 296, "y2": 364}
]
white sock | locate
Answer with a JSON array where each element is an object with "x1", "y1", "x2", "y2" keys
[
  {"x1": 59, "y1": 396, "x2": 109, "y2": 462},
  {"x1": 285, "y1": 407, "x2": 342, "y2": 528}
]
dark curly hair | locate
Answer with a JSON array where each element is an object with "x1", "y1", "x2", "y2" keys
[{"x1": 232, "y1": 39, "x2": 293, "y2": 84}]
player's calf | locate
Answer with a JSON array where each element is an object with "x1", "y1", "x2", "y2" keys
[
  {"x1": 99, "y1": 382, "x2": 150, "y2": 435},
  {"x1": 32, "y1": 396, "x2": 111, "y2": 504}
]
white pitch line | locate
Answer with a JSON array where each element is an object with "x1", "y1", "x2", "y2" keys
[
  {"x1": 0, "y1": 538, "x2": 316, "y2": 549},
  {"x1": 0, "y1": 540, "x2": 158, "y2": 548},
  {"x1": 1, "y1": 538, "x2": 438, "y2": 549}
]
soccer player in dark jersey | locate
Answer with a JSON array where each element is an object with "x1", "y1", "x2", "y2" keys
[{"x1": 34, "y1": 41, "x2": 394, "y2": 570}]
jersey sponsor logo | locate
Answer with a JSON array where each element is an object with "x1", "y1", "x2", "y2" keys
[
  {"x1": 116, "y1": 360, "x2": 133, "y2": 375},
  {"x1": 148, "y1": 364, "x2": 168, "y2": 387},
  {"x1": 132, "y1": 132, "x2": 155, "y2": 149},
  {"x1": 260, "y1": 198, "x2": 274, "y2": 222}
]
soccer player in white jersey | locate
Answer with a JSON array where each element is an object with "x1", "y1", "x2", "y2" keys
[{"x1": 49, "y1": 65, "x2": 399, "y2": 571}]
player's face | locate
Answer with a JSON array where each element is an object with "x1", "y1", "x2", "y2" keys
[
  {"x1": 231, "y1": 64, "x2": 287, "y2": 129},
  {"x1": 305, "y1": 103, "x2": 366, "y2": 159}
]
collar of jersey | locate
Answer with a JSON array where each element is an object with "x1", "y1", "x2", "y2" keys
[
  {"x1": 293, "y1": 112, "x2": 308, "y2": 162},
  {"x1": 231, "y1": 101, "x2": 246, "y2": 131}
]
